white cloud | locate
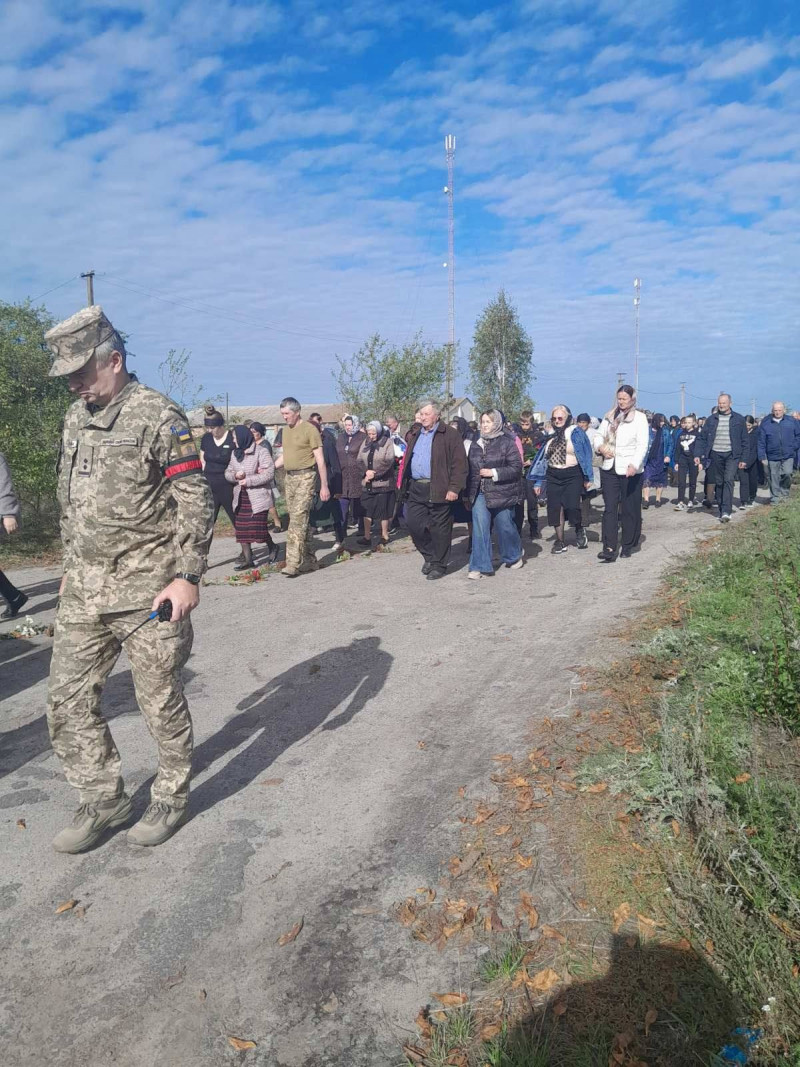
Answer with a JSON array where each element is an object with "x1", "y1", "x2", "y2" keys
[{"x1": 696, "y1": 41, "x2": 775, "y2": 80}]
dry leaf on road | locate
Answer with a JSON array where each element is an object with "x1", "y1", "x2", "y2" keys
[
  {"x1": 415, "y1": 1008, "x2": 432, "y2": 1039},
  {"x1": 670, "y1": 819, "x2": 681, "y2": 838},
  {"x1": 228, "y1": 1037, "x2": 256, "y2": 1050},
  {"x1": 277, "y1": 916, "x2": 304, "y2": 946},
  {"x1": 432, "y1": 992, "x2": 468, "y2": 1007},
  {"x1": 55, "y1": 899, "x2": 79, "y2": 915},
  {"x1": 492, "y1": 754, "x2": 513, "y2": 762},
  {"x1": 612, "y1": 901, "x2": 631, "y2": 932},
  {"x1": 494, "y1": 824, "x2": 512, "y2": 836},
  {"x1": 644, "y1": 1008, "x2": 658, "y2": 1035},
  {"x1": 519, "y1": 892, "x2": 539, "y2": 929},
  {"x1": 584, "y1": 781, "x2": 608, "y2": 794},
  {"x1": 526, "y1": 968, "x2": 561, "y2": 994},
  {"x1": 472, "y1": 806, "x2": 496, "y2": 825},
  {"x1": 705, "y1": 938, "x2": 715, "y2": 955},
  {"x1": 637, "y1": 914, "x2": 660, "y2": 941},
  {"x1": 479, "y1": 1022, "x2": 502, "y2": 1040},
  {"x1": 259, "y1": 778, "x2": 283, "y2": 787},
  {"x1": 552, "y1": 1001, "x2": 567, "y2": 1017},
  {"x1": 402, "y1": 1043, "x2": 428, "y2": 1063},
  {"x1": 16, "y1": 819, "x2": 26, "y2": 829},
  {"x1": 733, "y1": 773, "x2": 751, "y2": 784},
  {"x1": 514, "y1": 853, "x2": 534, "y2": 869},
  {"x1": 541, "y1": 925, "x2": 567, "y2": 944}
]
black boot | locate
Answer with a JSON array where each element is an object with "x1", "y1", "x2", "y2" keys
[{"x1": 234, "y1": 545, "x2": 254, "y2": 571}]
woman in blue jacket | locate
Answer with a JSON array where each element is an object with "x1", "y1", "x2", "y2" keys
[
  {"x1": 642, "y1": 413, "x2": 673, "y2": 508},
  {"x1": 528, "y1": 405, "x2": 593, "y2": 554}
]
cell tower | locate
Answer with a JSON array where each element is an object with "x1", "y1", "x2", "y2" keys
[
  {"x1": 444, "y1": 134, "x2": 456, "y2": 401},
  {"x1": 633, "y1": 277, "x2": 641, "y2": 394}
]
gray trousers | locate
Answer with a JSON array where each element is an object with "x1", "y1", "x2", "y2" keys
[{"x1": 767, "y1": 458, "x2": 793, "y2": 502}]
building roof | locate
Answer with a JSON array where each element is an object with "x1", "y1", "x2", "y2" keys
[{"x1": 188, "y1": 403, "x2": 346, "y2": 427}]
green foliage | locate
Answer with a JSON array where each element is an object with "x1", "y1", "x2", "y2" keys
[
  {"x1": 468, "y1": 290, "x2": 535, "y2": 414},
  {"x1": 0, "y1": 300, "x2": 71, "y2": 526},
  {"x1": 333, "y1": 333, "x2": 446, "y2": 424},
  {"x1": 479, "y1": 937, "x2": 527, "y2": 982}
]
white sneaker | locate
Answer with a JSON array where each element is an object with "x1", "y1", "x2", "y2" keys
[
  {"x1": 332, "y1": 542, "x2": 343, "y2": 552},
  {"x1": 467, "y1": 570, "x2": 484, "y2": 580},
  {"x1": 674, "y1": 502, "x2": 686, "y2": 511},
  {"x1": 720, "y1": 514, "x2": 731, "y2": 523},
  {"x1": 507, "y1": 557, "x2": 524, "y2": 570},
  {"x1": 687, "y1": 501, "x2": 694, "y2": 510}
]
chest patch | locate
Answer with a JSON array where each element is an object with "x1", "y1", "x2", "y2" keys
[{"x1": 76, "y1": 443, "x2": 94, "y2": 476}]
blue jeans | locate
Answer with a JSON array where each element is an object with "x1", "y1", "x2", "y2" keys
[{"x1": 469, "y1": 493, "x2": 522, "y2": 573}]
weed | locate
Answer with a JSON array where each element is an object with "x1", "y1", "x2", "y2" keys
[
  {"x1": 425, "y1": 1005, "x2": 474, "y2": 1066},
  {"x1": 479, "y1": 937, "x2": 527, "y2": 982}
]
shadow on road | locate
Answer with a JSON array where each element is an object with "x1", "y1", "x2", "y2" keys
[
  {"x1": 183, "y1": 636, "x2": 392, "y2": 818},
  {"x1": 500, "y1": 935, "x2": 744, "y2": 1065}
]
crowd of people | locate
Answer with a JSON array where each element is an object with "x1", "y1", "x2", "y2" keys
[{"x1": 193, "y1": 389, "x2": 800, "y2": 582}]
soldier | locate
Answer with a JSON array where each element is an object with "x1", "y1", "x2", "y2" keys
[
  {"x1": 45, "y1": 306, "x2": 213, "y2": 852},
  {"x1": 273, "y1": 398, "x2": 330, "y2": 577}
]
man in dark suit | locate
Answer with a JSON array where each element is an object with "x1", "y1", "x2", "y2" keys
[{"x1": 693, "y1": 393, "x2": 747, "y2": 522}]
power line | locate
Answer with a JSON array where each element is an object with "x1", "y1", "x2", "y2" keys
[
  {"x1": 100, "y1": 274, "x2": 364, "y2": 346},
  {"x1": 27, "y1": 275, "x2": 81, "y2": 303}
]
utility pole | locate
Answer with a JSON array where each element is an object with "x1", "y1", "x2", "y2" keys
[
  {"x1": 633, "y1": 277, "x2": 641, "y2": 395},
  {"x1": 80, "y1": 270, "x2": 95, "y2": 306},
  {"x1": 751, "y1": 397, "x2": 756, "y2": 418},
  {"x1": 680, "y1": 382, "x2": 686, "y2": 418},
  {"x1": 444, "y1": 134, "x2": 456, "y2": 403},
  {"x1": 616, "y1": 371, "x2": 625, "y2": 390}
]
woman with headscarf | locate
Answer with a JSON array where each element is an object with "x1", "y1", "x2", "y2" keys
[
  {"x1": 200, "y1": 407, "x2": 235, "y2": 535},
  {"x1": 357, "y1": 420, "x2": 397, "y2": 548},
  {"x1": 593, "y1": 384, "x2": 650, "y2": 561},
  {"x1": 642, "y1": 413, "x2": 672, "y2": 508},
  {"x1": 249, "y1": 421, "x2": 282, "y2": 532},
  {"x1": 465, "y1": 409, "x2": 524, "y2": 579},
  {"x1": 336, "y1": 414, "x2": 366, "y2": 541},
  {"x1": 528, "y1": 405, "x2": 593, "y2": 554},
  {"x1": 225, "y1": 425, "x2": 277, "y2": 570}
]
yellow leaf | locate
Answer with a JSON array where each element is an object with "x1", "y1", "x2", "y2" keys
[
  {"x1": 557, "y1": 781, "x2": 577, "y2": 792},
  {"x1": 458, "y1": 786, "x2": 466, "y2": 798},
  {"x1": 509, "y1": 776, "x2": 529, "y2": 787},
  {"x1": 733, "y1": 773, "x2": 751, "y2": 785},
  {"x1": 16, "y1": 819, "x2": 26, "y2": 830},
  {"x1": 417, "y1": 740, "x2": 427, "y2": 749},
  {"x1": 479, "y1": 1022, "x2": 502, "y2": 1040},
  {"x1": 514, "y1": 853, "x2": 534, "y2": 869},
  {"x1": 644, "y1": 1008, "x2": 658, "y2": 1036},
  {"x1": 637, "y1": 914, "x2": 660, "y2": 941},
  {"x1": 472, "y1": 806, "x2": 496, "y2": 825},
  {"x1": 494, "y1": 824, "x2": 512, "y2": 836},
  {"x1": 526, "y1": 967, "x2": 561, "y2": 994},
  {"x1": 55, "y1": 899, "x2": 79, "y2": 915},
  {"x1": 612, "y1": 902, "x2": 631, "y2": 933},
  {"x1": 433, "y1": 992, "x2": 468, "y2": 1007},
  {"x1": 228, "y1": 1037, "x2": 256, "y2": 1050},
  {"x1": 541, "y1": 925, "x2": 567, "y2": 944},
  {"x1": 492, "y1": 754, "x2": 513, "y2": 762},
  {"x1": 584, "y1": 782, "x2": 608, "y2": 794},
  {"x1": 705, "y1": 938, "x2": 715, "y2": 955},
  {"x1": 519, "y1": 892, "x2": 539, "y2": 929},
  {"x1": 277, "y1": 916, "x2": 304, "y2": 945},
  {"x1": 670, "y1": 819, "x2": 681, "y2": 838}
]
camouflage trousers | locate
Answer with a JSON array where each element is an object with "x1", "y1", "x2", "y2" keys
[
  {"x1": 47, "y1": 591, "x2": 194, "y2": 807},
  {"x1": 284, "y1": 469, "x2": 319, "y2": 575}
]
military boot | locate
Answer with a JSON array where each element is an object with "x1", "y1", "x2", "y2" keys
[
  {"x1": 127, "y1": 802, "x2": 188, "y2": 847},
  {"x1": 52, "y1": 793, "x2": 133, "y2": 853}
]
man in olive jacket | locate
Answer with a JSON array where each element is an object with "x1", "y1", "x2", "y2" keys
[{"x1": 400, "y1": 400, "x2": 467, "y2": 579}]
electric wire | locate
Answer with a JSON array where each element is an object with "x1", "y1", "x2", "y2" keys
[{"x1": 28, "y1": 275, "x2": 81, "y2": 303}]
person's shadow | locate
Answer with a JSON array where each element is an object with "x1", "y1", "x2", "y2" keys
[
  {"x1": 162, "y1": 637, "x2": 392, "y2": 818},
  {"x1": 500, "y1": 934, "x2": 745, "y2": 1065}
]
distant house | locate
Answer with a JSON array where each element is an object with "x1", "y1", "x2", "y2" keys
[
  {"x1": 442, "y1": 397, "x2": 477, "y2": 423},
  {"x1": 187, "y1": 403, "x2": 346, "y2": 443}
]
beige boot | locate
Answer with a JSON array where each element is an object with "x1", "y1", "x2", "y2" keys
[
  {"x1": 127, "y1": 802, "x2": 188, "y2": 847},
  {"x1": 52, "y1": 794, "x2": 132, "y2": 854}
]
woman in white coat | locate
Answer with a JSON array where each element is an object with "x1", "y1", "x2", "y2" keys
[{"x1": 593, "y1": 385, "x2": 650, "y2": 562}]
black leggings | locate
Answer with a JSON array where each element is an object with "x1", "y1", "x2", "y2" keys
[
  {"x1": 739, "y1": 462, "x2": 758, "y2": 505},
  {"x1": 206, "y1": 475, "x2": 236, "y2": 528},
  {"x1": 676, "y1": 459, "x2": 697, "y2": 504},
  {"x1": 600, "y1": 469, "x2": 643, "y2": 552}
]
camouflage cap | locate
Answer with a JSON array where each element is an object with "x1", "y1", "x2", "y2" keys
[{"x1": 45, "y1": 305, "x2": 119, "y2": 377}]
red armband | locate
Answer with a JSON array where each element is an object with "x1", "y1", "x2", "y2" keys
[{"x1": 164, "y1": 457, "x2": 203, "y2": 480}]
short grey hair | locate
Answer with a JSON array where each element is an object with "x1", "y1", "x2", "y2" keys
[
  {"x1": 418, "y1": 399, "x2": 441, "y2": 414},
  {"x1": 718, "y1": 392, "x2": 732, "y2": 402},
  {"x1": 95, "y1": 330, "x2": 126, "y2": 367},
  {"x1": 279, "y1": 396, "x2": 301, "y2": 413}
]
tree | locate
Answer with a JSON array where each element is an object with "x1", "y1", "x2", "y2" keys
[
  {"x1": 468, "y1": 290, "x2": 535, "y2": 416},
  {"x1": 333, "y1": 333, "x2": 447, "y2": 424},
  {"x1": 0, "y1": 300, "x2": 71, "y2": 525},
  {"x1": 158, "y1": 347, "x2": 208, "y2": 411}
]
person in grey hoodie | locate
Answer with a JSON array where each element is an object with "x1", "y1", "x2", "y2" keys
[{"x1": 0, "y1": 453, "x2": 28, "y2": 619}]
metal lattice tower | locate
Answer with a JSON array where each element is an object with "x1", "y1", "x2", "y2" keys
[
  {"x1": 633, "y1": 277, "x2": 641, "y2": 394},
  {"x1": 444, "y1": 134, "x2": 456, "y2": 400}
]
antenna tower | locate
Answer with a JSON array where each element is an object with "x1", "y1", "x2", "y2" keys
[
  {"x1": 633, "y1": 277, "x2": 641, "y2": 394},
  {"x1": 444, "y1": 134, "x2": 456, "y2": 401}
]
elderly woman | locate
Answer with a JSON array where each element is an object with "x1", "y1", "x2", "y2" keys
[
  {"x1": 225, "y1": 425, "x2": 277, "y2": 570},
  {"x1": 594, "y1": 384, "x2": 650, "y2": 561},
  {"x1": 249, "y1": 421, "x2": 282, "y2": 532},
  {"x1": 465, "y1": 410, "x2": 524, "y2": 579},
  {"x1": 336, "y1": 414, "x2": 366, "y2": 540},
  {"x1": 529, "y1": 405, "x2": 593, "y2": 554},
  {"x1": 358, "y1": 420, "x2": 397, "y2": 548}
]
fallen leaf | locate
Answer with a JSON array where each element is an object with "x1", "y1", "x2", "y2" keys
[
  {"x1": 458, "y1": 786, "x2": 466, "y2": 798},
  {"x1": 417, "y1": 740, "x2": 427, "y2": 749},
  {"x1": 792, "y1": 963, "x2": 799, "y2": 979},
  {"x1": 519, "y1": 892, "x2": 539, "y2": 929},
  {"x1": 733, "y1": 773, "x2": 751, "y2": 785},
  {"x1": 449, "y1": 856, "x2": 463, "y2": 877},
  {"x1": 416, "y1": 887, "x2": 436, "y2": 903},
  {"x1": 415, "y1": 1008, "x2": 432, "y2": 1039},
  {"x1": 511, "y1": 837, "x2": 522, "y2": 849},
  {"x1": 446, "y1": 1052, "x2": 468, "y2": 1067},
  {"x1": 541, "y1": 925, "x2": 567, "y2": 944},
  {"x1": 514, "y1": 853, "x2": 534, "y2": 869},
  {"x1": 432, "y1": 992, "x2": 468, "y2": 1007},
  {"x1": 670, "y1": 819, "x2": 681, "y2": 838},
  {"x1": 198, "y1": 989, "x2": 207, "y2": 1001},
  {"x1": 486, "y1": 872, "x2": 500, "y2": 895},
  {"x1": 162, "y1": 968, "x2": 185, "y2": 989},
  {"x1": 576, "y1": 898, "x2": 589, "y2": 911},
  {"x1": 397, "y1": 899, "x2": 417, "y2": 926},
  {"x1": 402, "y1": 1045, "x2": 427, "y2": 1063},
  {"x1": 492, "y1": 754, "x2": 513, "y2": 762},
  {"x1": 228, "y1": 1037, "x2": 256, "y2": 1050},
  {"x1": 352, "y1": 905, "x2": 382, "y2": 916},
  {"x1": 259, "y1": 777, "x2": 283, "y2": 787},
  {"x1": 55, "y1": 899, "x2": 79, "y2": 915},
  {"x1": 612, "y1": 902, "x2": 631, "y2": 933},
  {"x1": 552, "y1": 1001, "x2": 567, "y2": 1017},
  {"x1": 557, "y1": 781, "x2": 577, "y2": 792},
  {"x1": 494, "y1": 824, "x2": 512, "y2": 836},
  {"x1": 526, "y1": 967, "x2": 561, "y2": 994},
  {"x1": 509, "y1": 776, "x2": 529, "y2": 788},
  {"x1": 73, "y1": 905, "x2": 86, "y2": 919},
  {"x1": 432, "y1": 1010, "x2": 447, "y2": 1022},
  {"x1": 637, "y1": 914, "x2": 660, "y2": 941},
  {"x1": 277, "y1": 916, "x2": 304, "y2": 946},
  {"x1": 644, "y1": 1008, "x2": 658, "y2": 1036},
  {"x1": 479, "y1": 1022, "x2": 502, "y2": 1040},
  {"x1": 584, "y1": 782, "x2": 608, "y2": 794},
  {"x1": 661, "y1": 937, "x2": 692, "y2": 952},
  {"x1": 16, "y1": 819, "x2": 26, "y2": 830},
  {"x1": 705, "y1": 938, "x2": 715, "y2": 955},
  {"x1": 320, "y1": 992, "x2": 339, "y2": 1014},
  {"x1": 472, "y1": 806, "x2": 496, "y2": 825}
]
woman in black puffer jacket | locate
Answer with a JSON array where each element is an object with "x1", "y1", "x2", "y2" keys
[{"x1": 465, "y1": 410, "x2": 524, "y2": 579}]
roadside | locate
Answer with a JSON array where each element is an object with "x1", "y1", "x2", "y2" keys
[{"x1": 0, "y1": 494, "x2": 769, "y2": 1066}]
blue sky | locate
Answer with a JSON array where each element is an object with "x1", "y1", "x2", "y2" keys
[{"x1": 1, "y1": 0, "x2": 798, "y2": 416}]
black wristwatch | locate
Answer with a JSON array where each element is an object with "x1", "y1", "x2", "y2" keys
[{"x1": 175, "y1": 572, "x2": 201, "y2": 585}]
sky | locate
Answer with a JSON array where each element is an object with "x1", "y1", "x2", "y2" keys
[{"x1": 1, "y1": 0, "x2": 799, "y2": 417}]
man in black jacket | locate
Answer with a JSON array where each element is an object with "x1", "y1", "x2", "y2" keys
[
  {"x1": 400, "y1": 400, "x2": 467, "y2": 579},
  {"x1": 693, "y1": 393, "x2": 747, "y2": 522}
]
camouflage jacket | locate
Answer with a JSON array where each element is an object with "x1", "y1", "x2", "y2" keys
[{"x1": 57, "y1": 381, "x2": 213, "y2": 612}]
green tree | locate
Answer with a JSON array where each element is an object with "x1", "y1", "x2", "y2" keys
[
  {"x1": 0, "y1": 300, "x2": 71, "y2": 526},
  {"x1": 333, "y1": 333, "x2": 446, "y2": 424},
  {"x1": 468, "y1": 290, "x2": 535, "y2": 415}
]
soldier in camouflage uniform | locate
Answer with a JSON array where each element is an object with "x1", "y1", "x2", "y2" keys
[
  {"x1": 45, "y1": 305, "x2": 213, "y2": 852},
  {"x1": 273, "y1": 397, "x2": 330, "y2": 577}
]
